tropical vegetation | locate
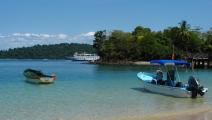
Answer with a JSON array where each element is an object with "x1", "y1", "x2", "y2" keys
[
  {"x1": 0, "y1": 43, "x2": 95, "y2": 59},
  {"x1": 93, "y1": 21, "x2": 212, "y2": 62}
]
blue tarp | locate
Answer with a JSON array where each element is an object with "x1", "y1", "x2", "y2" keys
[{"x1": 150, "y1": 60, "x2": 189, "y2": 65}]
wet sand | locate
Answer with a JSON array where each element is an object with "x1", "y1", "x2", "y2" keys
[{"x1": 111, "y1": 107, "x2": 212, "y2": 120}]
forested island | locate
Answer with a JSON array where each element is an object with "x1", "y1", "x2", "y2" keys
[
  {"x1": 0, "y1": 21, "x2": 211, "y2": 62},
  {"x1": 0, "y1": 43, "x2": 95, "y2": 59},
  {"x1": 93, "y1": 21, "x2": 212, "y2": 63}
]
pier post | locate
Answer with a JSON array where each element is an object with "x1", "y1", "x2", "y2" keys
[
  {"x1": 202, "y1": 60, "x2": 205, "y2": 68},
  {"x1": 209, "y1": 54, "x2": 212, "y2": 68},
  {"x1": 197, "y1": 59, "x2": 200, "y2": 68},
  {"x1": 194, "y1": 59, "x2": 197, "y2": 68},
  {"x1": 208, "y1": 57, "x2": 210, "y2": 68}
]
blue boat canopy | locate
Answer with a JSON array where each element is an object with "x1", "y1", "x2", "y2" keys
[{"x1": 150, "y1": 60, "x2": 189, "y2": 65}]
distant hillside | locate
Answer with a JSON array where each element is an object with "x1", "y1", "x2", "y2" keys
[{"x1": 0, "y1": 43, "x2": 95, "y2": 59}]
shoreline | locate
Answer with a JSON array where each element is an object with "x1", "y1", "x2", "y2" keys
[
  {"x1": 110, "y1": 107, "x2": 212, "y2": 120},
  {"x1": 90, "y1": 60, "x2": 151, "y2": 65}
]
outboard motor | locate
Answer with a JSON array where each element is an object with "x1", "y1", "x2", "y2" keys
[{"x1": 187, "y1": 76, "x2": 205, "y2": 98}]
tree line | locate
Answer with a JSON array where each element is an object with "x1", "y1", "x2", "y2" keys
[
  {"x1": 93, "y1": 21, "x2": 212, "y2": 62},
  {"x1": 0, "y1": 43, "x2": 95, "y2": 59}
]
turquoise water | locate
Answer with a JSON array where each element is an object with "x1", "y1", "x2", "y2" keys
[{"x1": 0, "y1": 60, "x2": 212, "y2": 120}]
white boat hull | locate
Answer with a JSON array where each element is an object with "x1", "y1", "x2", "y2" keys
[
  {"x1": 26, "y1": 77, "x2": 55, "y2": 84},
  {"x1": 141, "y1": 80, "x2": 191, "y2": 97},
  {"x1": 137, "y1": 72, "x2": 207, "y2": 98}
]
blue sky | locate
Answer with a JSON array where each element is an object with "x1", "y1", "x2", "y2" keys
[{"x1": 0, "y1": 0, "x2": 212, "y2": 49}]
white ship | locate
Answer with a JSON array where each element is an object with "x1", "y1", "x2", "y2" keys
[{"x1": 67, "y1": 52, "x2": 100, "y2": 61}]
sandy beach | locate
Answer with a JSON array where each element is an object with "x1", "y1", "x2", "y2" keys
[{"x1": 111, "y1": 107, "x2": 212, "y2": 120}]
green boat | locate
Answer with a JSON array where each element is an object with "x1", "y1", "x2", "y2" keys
[{"x1": 23, "y1": 69, "x2": 56, "y2": 84}]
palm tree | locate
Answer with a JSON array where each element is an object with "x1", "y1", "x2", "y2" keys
[
  {"x1": 177, "y1": 20, "x2": 191, "y2": 52},
  {"x1": 93, "y1": 30, "x2": 106, "y2": 57}
]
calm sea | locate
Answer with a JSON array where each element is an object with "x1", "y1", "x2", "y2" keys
[{"x1": 0, "y1": 60, "x2": 211, "y2": 120}]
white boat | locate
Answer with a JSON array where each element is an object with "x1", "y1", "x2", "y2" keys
[
  {"x1": 67, "y1": 52, "x2": 100, "y2": 61},
  {"x1": 137, "y1": 60, "x2": 208, "y2": 98},
  {"x1": 25, "y1": 77, "x2": 56, "y2": 84},
  {"x1": 24, "y1": 69, "x2": 56, "y2": 84}
]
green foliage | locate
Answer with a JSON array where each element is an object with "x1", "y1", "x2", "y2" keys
[
  {"x1": 0, "y1": 43, "x2": 95, "y2": 59},
  {"x1": 205, "y1": 30, "x2": 212, "y2": 52},
  {"x1": 93, "y1": 30, "x2": 106, "y2": 57},
  {"x1": 93, "y1": 21, "x2": 211, "y2": 61}
]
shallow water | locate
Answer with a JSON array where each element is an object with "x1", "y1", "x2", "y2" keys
[{"x1": 0, "y1": 60, "x2": 211, "y2": 120}]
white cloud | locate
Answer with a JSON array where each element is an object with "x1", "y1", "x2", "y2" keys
[
  {"x1": 68, "y1": 32, "x2": 95, "y2": 44},
  {"x1": 80, "y1": 32, "x2": 95, "y2": 37},
  {"x1": 41, "y1": 34, "x2": 51, "y2": 38},
  {"x1": 0, "y1": 32, "x2": 95, "y2": 50},
  {"x1": 12, "y1": 33, "x2": 21, "y2": 36},
  {"x1": 14, "y1": 33, "x2": 68, "y2": 39},
  {"x1": 0, "y1": 35, "x2": 5, "y2": 38},
  {"x1": 57, "y1": 34, "x2": 68, "y2": 39},
  {"x1": 13, "y1": 33, "x2": 55, "y2": 39}
]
